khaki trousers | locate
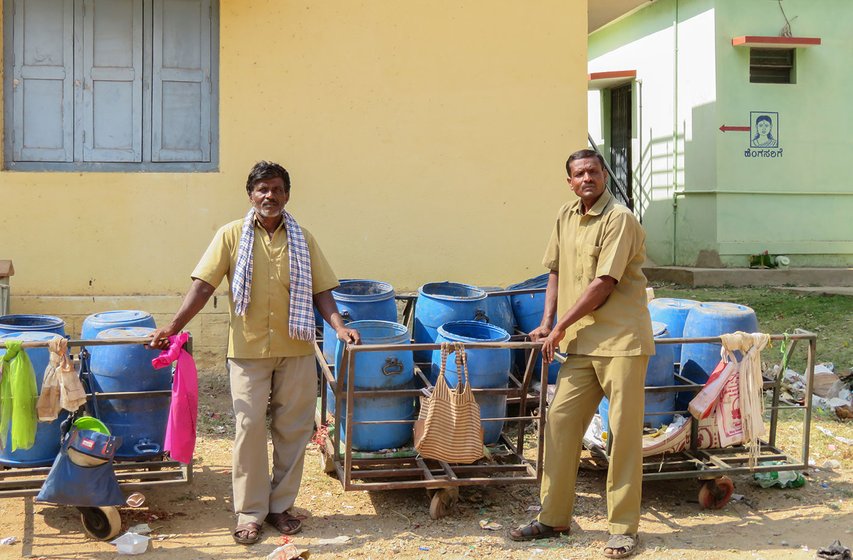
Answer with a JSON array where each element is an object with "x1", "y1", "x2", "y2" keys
[
  {"x1": 539, "y1": 354, "x2": 648, "y2": 535},
  {"x1": 227, "y1": 355, "x2": 317, "y2": 526}
]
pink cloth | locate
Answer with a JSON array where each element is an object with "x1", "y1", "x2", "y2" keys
[{"x1": 151, "y1": 332, "x2": 198, "y2": 464}]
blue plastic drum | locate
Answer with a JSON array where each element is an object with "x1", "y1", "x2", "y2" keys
[
  {"x1": 431, "y1": 321, "x2": 511, "y2": 445},
  {"x1": 413, "y1": 282, "x2": 488, "y2": 362},
  {"x1": 508, "y1": 274, "x2": 560, "y2": 384},
  {"x1": 332, "y1": 320, "x2": 414, "y2": 451},
  {"x1": 677, "y1": 302, "x2": 759, "y2": 410},
  {"x1": 0, "y1": 331, "x2": 68, "y2": 467},
  {"x1": 322, "y1": 280, "x2": 397, "y2": 363},
  {"x1": 480, "y1": 287, "x2": 515, "y2": 336},
  {"x1": 88, "y1": 327, "x2": 170, "y2": 459},
  {"x1": 647, "y1": 298, "x2": 699, "y2": 366},
  {"x1": 81, "y1": 310, "x2": 155, "y2": 340}
]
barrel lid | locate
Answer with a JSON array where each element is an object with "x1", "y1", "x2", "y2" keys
[
  {"x1": 651, "y1": 321, "x2": 668, "y2": 338},
  {"x1": 419, "y1": 282, "x2": 486, "y2": 301},
  {"x1": 0, "y1": 331, "x2": 61, "y2": 342},
  {"x1": 97, "y1": 326, "x2": 156, "y2": 339},
  {"x1": 649, "y1": 298, "x2": 699, "y2": 310},
  {"x1": 86, "y1": 310, "x2": 152, "y2": 325},
  {"x1": 438, "y1": 320, "x2": 511, "y2": 343},
  {"x1": 697, "y1": 302, "x2": 755, "y2": 316},
  {"x1": 0, "y1": 314, "x2": 66, "y2": 330},
  {"x1": 344, "y1": 319, "x2": 409, "y2": 343}
]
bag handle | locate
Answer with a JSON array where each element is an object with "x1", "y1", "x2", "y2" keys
[{"x1": 452, "y1": 342, "x2": 471, "y2": 394}]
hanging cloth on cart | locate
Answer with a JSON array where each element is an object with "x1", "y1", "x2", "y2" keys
[
  {"x1": 151, "y1": 332, "x2": 198, "y2": 464},
  {"x1": 36, "y1": 427, "x2": 126, "y2": 507},
  {"x1": 0, "y1": 340, "x2": 38, "y2": 452},
  {"x1": 37, "y1": 337, "x2": 87, "y2": 421}
]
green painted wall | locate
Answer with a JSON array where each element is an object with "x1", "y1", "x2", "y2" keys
[{"x1": 589, "y1": 0, "x2": 853, "y2": 267}]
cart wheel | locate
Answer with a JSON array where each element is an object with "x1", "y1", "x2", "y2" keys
[
  {"x1": 429, "y1": 487, "x2": 459, "y2": 520},
  {"x1": 79, "y1": 506, "x2": 122, "y2": 540},
  {"x1": 698, "y1": 476, "x2": 735, "y2": 510}
]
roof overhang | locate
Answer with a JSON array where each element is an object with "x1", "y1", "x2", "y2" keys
[
  {"x1": 731, "y1": 36, "x2": 822, "y2": 48},
  {"x1": 589, "y1": 0, "x2": 656, "y2": 33},
  {"x1": 588, "y1": 70, "x2": 636, "y2": 90}
]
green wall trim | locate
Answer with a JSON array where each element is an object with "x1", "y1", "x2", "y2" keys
[{"x1": 717, "y1": 241, "x2": 853, "y2": 255}]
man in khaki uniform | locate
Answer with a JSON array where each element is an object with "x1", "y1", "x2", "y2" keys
[
  {"x1": 510, "y1": 149, "x2": 653, "y2": 559},
  {"x1": 150, "y1": 161, "x2": 359, "y2": 545}
]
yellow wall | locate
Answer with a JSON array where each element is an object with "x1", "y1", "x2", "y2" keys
[{"x1": 2, "y1": 1, "x2": 587, "y2": 365}]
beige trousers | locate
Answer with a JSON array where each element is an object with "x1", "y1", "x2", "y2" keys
[
  {"x1": 539, "y1": 354, "x2": 649, "y2": 535},
  {"x1": 227, "y1": 355, "x2": 316, "y2": 526}
]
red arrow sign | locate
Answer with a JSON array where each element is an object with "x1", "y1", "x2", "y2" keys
[{"x1": 719, "y1": 125, "x2": 750, "y2": 133}]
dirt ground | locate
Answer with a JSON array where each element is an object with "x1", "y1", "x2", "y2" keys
[{"x1": 1, "y1": 371, "x2": 851, "y2": 560}]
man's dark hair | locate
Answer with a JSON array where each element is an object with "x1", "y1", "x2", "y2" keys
[
  {"x1": 246, "y1": 161, "x2": 291, "y2": 195},
  {"x1": 566, "y1": 149, "x2": 606, "y2": 176}
]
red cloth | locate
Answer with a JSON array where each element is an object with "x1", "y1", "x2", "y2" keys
[{"x1": 151, "y1": 332, "x2": 198, "y2": 464}]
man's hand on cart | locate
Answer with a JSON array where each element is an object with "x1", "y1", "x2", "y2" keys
[
  {"x1": 538, "y1": 328, "x2": 566, "y2": 364},
  {"x1": 147, "y1": 327, "x2": 176, "y2": 350},
  {"x1": 336, "y1": 326, "x2": 361, "y2": 345}
]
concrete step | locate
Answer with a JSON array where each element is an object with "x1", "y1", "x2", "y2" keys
[{"x1": 643, "y1": 266, "x2": 853, "y2": 288}]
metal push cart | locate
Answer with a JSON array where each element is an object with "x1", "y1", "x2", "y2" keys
[
  {"x1": 583, "y1": 329, "x2": 817, "y2": 508},
  {"x1": 313, "y1": 333, "x2": 548, "y2": 519},
  {"x1": 0, "y1": 335, "x2": 192, "y2": 539}
]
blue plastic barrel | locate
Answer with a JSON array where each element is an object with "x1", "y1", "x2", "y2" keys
[
  {"x1": 331, "y1": 320, "x2": 415, "y2": 451},
  {"x1": 677, "y1": 302, "x2": 759, "y2": 410},
  {"x1": 322, "y1": 280, "x2": 397, "y2": 363},
  {"x1": 598, "y1": 322, "x2": 676, "y2": 432},
  {"x1": 480, "y1": 287, "x2": 515, "y2": 336},
  {"x1": 0, "y1": 314, "x2": 66, "y2": 335},
  {"x1": 88, "y1": 327, "x2": 170, "y2": 459},
  {"x1": 430, "y1": 321, "x2": 511, "y2": 445},
  {"x1": 413, "y1": 282, "x2": 488, "y2": 363},
  {"x1": 0, "y1": 331, "x2": 68, "y2": 467},
  {"x1": 648, "y1": 298, "x2": 699, "y2": 365},
  {"x1": 81, "y1": 310, "x2": 155, "y2": 340},
  {"x1": 507, "y1": 274, "x2": 560, "y2": 384}
]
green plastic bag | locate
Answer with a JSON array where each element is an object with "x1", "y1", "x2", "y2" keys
[
  {"x1": 0, "y1": 340, "x2": 38, "y2": 451},
  {"x1": 753, "y1": 461, "x2": 806, "y2": 489}
]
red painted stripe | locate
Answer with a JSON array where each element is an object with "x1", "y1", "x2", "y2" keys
[
  {"x1": 588, "y1": 70, "x2": 637, "y2": 81},
  {"x1": 732, "y1": 35, "x2": 821, "y2": 47}
]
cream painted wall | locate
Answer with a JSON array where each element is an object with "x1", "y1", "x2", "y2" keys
[{"x1": 1, "y1": 2, "x2": 587, "y2": 361}]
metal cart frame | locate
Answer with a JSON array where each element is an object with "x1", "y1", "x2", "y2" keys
[
  {"x1": 314, "y1": 338, "x2": 547, "y2": 518},
  {"x1": 0, "y1": 335, "x2": 192, "y2": 538}
]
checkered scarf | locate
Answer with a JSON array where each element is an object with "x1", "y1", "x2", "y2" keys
[{"x1": 231, "y1": 208, "x2": 315, "y2": 342}]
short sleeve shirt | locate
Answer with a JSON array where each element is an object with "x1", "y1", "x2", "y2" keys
[
  {"x1": 542, "y1": 190, "x2": 654, "y2": 356},
  {"x1": 191, "y1": 217, "x2": 339, "y2": 359}
]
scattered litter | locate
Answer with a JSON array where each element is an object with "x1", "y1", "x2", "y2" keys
[
  {"x1": 526, "y1": 505, "x2": 542, "y2": 513},
  {"x1": 128, "y1": 524, "x2": 152, "y2": 535},
  {"x1": 419, "y1": 546, "x2": 431, "y2": 551},
  {"x1": 126, "y1": 493, "x2": 146, "y2": 507},
  {"x1": 155, "y1": 534, "x2": 176, "y2": 541},
  {"x1": 0, "y1": 537, "x2": 17, "y2": 545},
  {"x1": 267, "y1": 543, "x2": 310, "y2": 560},
  {"x1": 821, "y1": 483, "x2": 831, "y2": 489},
  {"x1": 818, "y1": 426, "x2": 853, "y2": 446},
  {"x1": 816, "y1": 539, "x2": 852, "y2": 560},
  {"x1": 110, "y1": 533, "x2": 150, "y2": 555},
  {"x1": 823, "y1": 460, "x2": 842, "y2": 470},
  {"x1": 316, "y1": 535, "x2": 351, "y2": 545},
  {"x1": 753, "y1": 463, "x2": 805, "y2": 489},
  {"x1": 479, "y1": 519, "x2": 503, "y2": 531},
  {"x1": 213, "y1": 425, "x2": 226, "y2": 434}
]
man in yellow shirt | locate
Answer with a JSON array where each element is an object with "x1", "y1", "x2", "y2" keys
[
  {"x1": 510, "y1": 150, "x2": 653, "y2": 559},
  {"x1": 150, "y1": 161, "x2": 359, "y2": 545}
]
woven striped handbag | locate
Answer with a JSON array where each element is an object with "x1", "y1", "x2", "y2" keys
[{"x1": 414, "y1": 342, "x2": 484, "y2": 464}]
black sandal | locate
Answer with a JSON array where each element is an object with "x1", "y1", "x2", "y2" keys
[
  {"x1": 509, "y1": 520, "x2": 570, "y2": 541},
  {"x1": 233, "y1": 521, "x2": 261, "y2": 545}
]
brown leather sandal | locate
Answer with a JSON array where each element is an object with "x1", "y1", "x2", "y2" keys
[
  {"x1": 508, "y1": 520, "x2": 570, "y2": 541},
  {"x1": 265, "y1": 511, "x2": 303, "y2": 535},
  {"x1": 233, "y1": 521, "x2": 261, "y2": 545},
  {"x1": 603, "y1": 533, "x2": 639, "y2": 558}
]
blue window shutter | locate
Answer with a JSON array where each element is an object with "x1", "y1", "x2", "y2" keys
[
  {"x1": 80, "y1": 0, "x2": 143, "y2": 162},
  {"x1": 151, "y1": 0, "x2": 211, "y2": 162},
  {"x1": 12, "y1": 0, "x2": 74, "y2": 162}
]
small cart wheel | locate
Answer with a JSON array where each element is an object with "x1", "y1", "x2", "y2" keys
[
  {"x1": 698, "y1": 476, "x2": 735, "y2": 510},
  {"x1": 79, "y1": 506, "x2": 122, "y2": 540},
  {"x1": 428, "y1": 487, "x2": 458, "y2": 520}
]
